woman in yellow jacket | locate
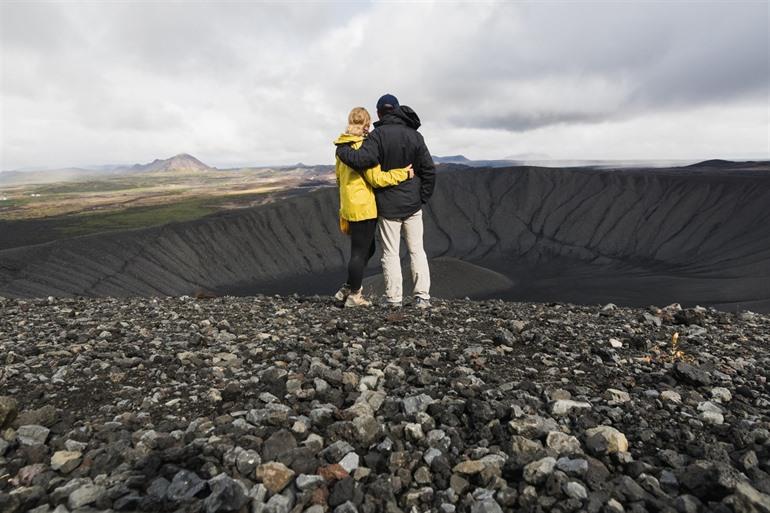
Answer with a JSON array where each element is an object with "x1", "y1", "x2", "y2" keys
[{"x1": 334, "y1": 107, "x2": 413, "y2": 307}]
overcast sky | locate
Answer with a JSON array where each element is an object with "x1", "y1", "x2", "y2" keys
[{"x1": 1, "y1": 1, "x2": 768, "y2": 170}]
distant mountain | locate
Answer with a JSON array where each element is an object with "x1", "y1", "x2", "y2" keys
[
  {"x1": 686, "y1": 159, "x2": 768, "y2": 169},
  {"x1": 432, "y1": 155, "x2": 521, "y2": 168},
  {"x1": 432, "y1": 155, "x2": 473, "y2": 164},
  {"x1": 0, "y1": 153, "x2": 214, "y2": 185},
  {"x1": 127, "y1": 153, "x2": 212, "y2": 173}
]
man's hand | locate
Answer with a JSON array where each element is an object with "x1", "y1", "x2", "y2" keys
[{"x1": 406, "y1": 164, "x2": 414, "y2": 179}]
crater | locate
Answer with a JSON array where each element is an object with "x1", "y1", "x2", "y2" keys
[{"x1": 1, "y1": 164, "x2": 768, "y2": 311}]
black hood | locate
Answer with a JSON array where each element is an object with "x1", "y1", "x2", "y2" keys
[{"x1": 375, "y1": 105, "x2": 421, "y2": 130}]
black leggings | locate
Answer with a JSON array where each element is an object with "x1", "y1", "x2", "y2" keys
[{"x1": 347, "y1": 219, "x2": 377, "y2": 291}]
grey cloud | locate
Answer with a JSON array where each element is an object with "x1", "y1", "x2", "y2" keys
[
  {"x1": 0, "y1": 1, "x2": 767, "y2": 169},
  {"x1": 452, "y1": 110, "x2": 610, "y2": 133},
  {"x1": 415, "y1": 2, "x2": 768, "y2": 132}
]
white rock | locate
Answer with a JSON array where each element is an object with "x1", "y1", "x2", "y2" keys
[
  {"x1": 339, "y1": 452, "x2": 360, "y2": 473},
  {"x1": 551, "y1": 400, "x2": 592, "y2": 416},
  {"x1": 51, "y1": 451, "x2": 82, "y2": 473},
  {"x1": 711, "y1": 387, "x2": 732, "y2": 403},
  {"x1": 405, "y1": 422, "x2": 424, "y2": 441},
  {"x1": 358, "y1": 375, "x2": 379, "y2": 391},
  {"x1": 585, "y1": 426, "x2": 628, "y2": 454},
  {"x1": 660, "y1": 390, "x2": 682, "y2": 404},
  {"x1": 700, "y1": 410, "x2": 724, "y2": 425},
  {"x1": 564, "y1": 481, "x2": 588, "y2": 500},
  {"x1": 523, "y1": 457, "x2": 557, "y2": 484},
  {"x1": 606, "y1": 389, "x2": 631, "y2": 404},
  {"x1": 697, "y1": 401, "x2": 722, "y2": 414},
  {"x1": 546, "y1": 432, "x2": 582, "y2": 455}
]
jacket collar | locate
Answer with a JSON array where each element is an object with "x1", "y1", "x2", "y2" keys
[{"x1": 374, "y1": 106, "x2": 421, "y2": 130}]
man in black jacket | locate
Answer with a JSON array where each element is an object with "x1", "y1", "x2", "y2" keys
[{"x1": 336, "y1": 93, "x2": 436, "y2": 308}]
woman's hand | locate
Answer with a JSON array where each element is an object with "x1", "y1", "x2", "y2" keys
[{"x1": 406, "y1": 164, "x2": 414, "y2": 179}]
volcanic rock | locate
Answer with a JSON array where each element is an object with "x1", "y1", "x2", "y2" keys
[
  {"x1": 203, "y1": 473, "x2": 248, "y2": 513},
  {"x1": 0, "y1": 396, "x2": 18, "y2": 428},
  {"x1": 256, "y1": 462, "x2": 295, "y2": 493},
  {"x1": 585, "y1": 426, "x2": 629, "y2": 455}
]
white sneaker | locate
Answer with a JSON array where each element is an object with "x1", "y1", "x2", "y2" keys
[{"x1": 344, "y1": 289, "x2": 371, "y2": 307}]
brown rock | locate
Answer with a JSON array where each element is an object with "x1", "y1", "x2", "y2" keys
[
  {"x1": 255, "y1": 462, "x2": 295, "y2": 493},
  {"x1": 311, "y1": 485, "x2": 330, "y2": 505},
  {"x1": 0, "y1": 397, "x2": 18, "y2": 429},
  {"x1": 452, "y1": 460, "x2": 485, "y2": 475},
  {"x1": 318, "y1": 463, "x2": 349, "y2": 482}
]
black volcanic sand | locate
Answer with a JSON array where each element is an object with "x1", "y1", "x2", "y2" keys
[
  {"x1": 1, "y1": 162, "x2": 769, "y2": 312},
  {"x1": 0, "y1": 295, "x2": 769, "y2": 512}
]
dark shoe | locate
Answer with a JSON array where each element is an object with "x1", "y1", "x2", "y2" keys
[
  {"x1": 334, "y1": 284, "x2": 351, "y2": 301},
  {"x1": 414, "y1": 297, "x2": 431, "y2": 309}
]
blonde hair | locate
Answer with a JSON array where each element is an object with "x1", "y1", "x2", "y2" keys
[{"x1": 346, "y1": 107, "x2": 371, "y2": 136}]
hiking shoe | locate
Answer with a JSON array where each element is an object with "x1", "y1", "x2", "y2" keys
[
  {"x1": 382, "y1": 300, "x2": 402, "y2": 309},
  {"x1": 344, "y1": 289, "x2": 371, "y2": 308},
  {"x1": 414, "y1": 297, "x2": 431, "y2": 309},
  {"x1": 334, "y1": 284, "x2": 351, "y2": 301}
]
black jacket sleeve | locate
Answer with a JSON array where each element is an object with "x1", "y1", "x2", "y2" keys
[
  {"x1": 335, "y1": 133, "x2": 381, "y2": 170},
  {"x1": 416, "y1": 136, "x2": 435, "y2": 203}
]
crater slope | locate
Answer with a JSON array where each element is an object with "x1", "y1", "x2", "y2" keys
[{"x1": 0, "y1": 163, "x2": 768, "y2": 311}]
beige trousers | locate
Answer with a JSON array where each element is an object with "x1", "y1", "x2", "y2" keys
[{"x1": 378, "y1": 209, "x2": 431, "y2": 303}]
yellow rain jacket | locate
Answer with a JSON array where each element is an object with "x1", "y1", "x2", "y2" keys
[{"x1": 334, "y1": 133, "x2": 410, "y2": 222}]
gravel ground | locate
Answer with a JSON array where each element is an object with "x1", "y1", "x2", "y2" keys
[{"x1": 0, "y1": 295, "x2": 768, "y2": 513}]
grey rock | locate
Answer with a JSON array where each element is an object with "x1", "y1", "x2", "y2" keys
[
  {"x1": 551, "y1": 399, "x2": 592, "y2": 416},
  {"x1": 296, "y1": 474, "x2": 325, "y2": 491},
  {"x1": 556, "y1": 457, "x2": 589, "y2": 476},
  {"x1": 661, "y1": 390, "x2": 683, "y2": 403},
  {"x1": 352, "y1": 415, "x2": 380, "y2": 445},
  {"x1": 320, "y1": 440, "x2": 356, "y2": 463},
  {"x1": 674, "y1": 361, "x2": 712, "y2": 386},
  {"x1": 263, "y1": 493, "x2": 293, "y2": 513},
  {"x1": 605, "y1": 389, "x2": 631, "y2": 404},
  {"x1": 236, "y1": 449, "x2": 262, "y2": 475},
  {"x1": 523, "y1": 456, "x2": 557, "y2": 484},
  {"x1": 263, "y1": 429, "x2": 297, "y2": 462},
  {"x1": 329, "y1": 477, "x2": 357, "y2": 507},
  {"x1": 339, "y1": 452, "x2": 359, "y2": 473},
  {"x1": 402, "y1": 394, "x2": 435, "y2": 416},
  {"x1": 334, "y1": 501, "x2": 359, "y2": 513},
  {"x1": 509, "y1": 415, "x2": 559, "y2": 439},
  {"x1": 167, "y1": 470, "x2": 206, "y2": 502},
  {"x1": 51, "y1": 478, "x2": 91, "y2": 504},
  {"x1": 733, "y1": 482, "x2": 770, "y2": 513},
  {"x1": 470, "y1": 499, "x2": 503, "y2": 513},
  {"x1": 563, "y1": 481, "x2": 588, "y2": 500},
  {"x1": 147, "y1": 477, "x2": 171, "y2": 498},
  {"x1": 545, "y1": 431, "x2": 582, "y2": 455},
  {"x1": 0, "y1": 396, "x2": 18, "y2": 428},
  {"x1": 711, "y1": 387, "x2": 733, "y2": 403},
  {"x1": 424, "y1": 447, "x2": 443, "y2": 465},
  {"x1": 204, "y1": 473, "x2": 248, "y2": 513},
  {"x1": 674, "y1": 494, "x2": 703, "y2": 513},
  {"x1": 585, "y1": 426, "x2": 628, "y2": 454},
  {"x1": 17, "y1": 424, "x2": 50, "y2": 446},
  {"x1": 68, "y1": 484, "x2": 106, "y2": 510}
]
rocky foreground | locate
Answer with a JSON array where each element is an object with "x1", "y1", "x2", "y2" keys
[{"x1": 0, "y1": 296, "x2": 769, "y2": 513}]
